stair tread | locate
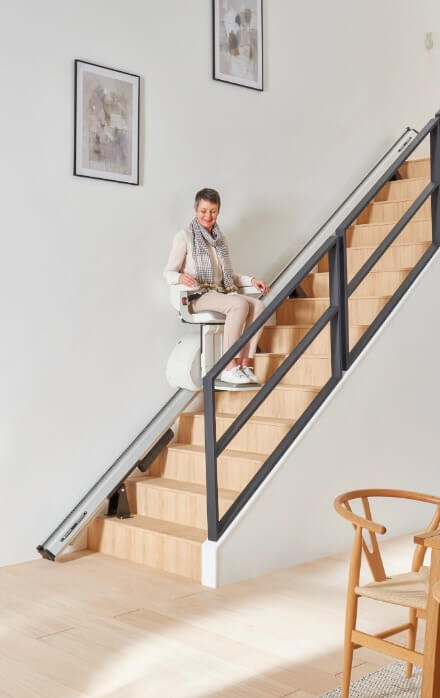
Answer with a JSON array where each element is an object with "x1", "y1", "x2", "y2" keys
[
  {"x1": 168, "y1": 443, "x2": 267, "y2": 462},
  {"x1": 348, "y1": 240, "x2": 430, "y2": 251},
  {"x1": 384, "y1": 176, "x2": 430, "y2": 183},
  {"x1": 365, "y1": 196, "x2": 431, "y2": 207},
  {"x1": 256, "y1": 352, "x2": 330, "y2": 359},
  {"x1": 241, "y1": 383, "x2": 320, "y2": 393},
  {"x1": 188, "y1": 411, "x2": 295, "y2": 426},
  {"x1": 305, "y1": 267, "x2": 413, "y2": 279},
  {"x1": 138, "y1": 476, "x2": 238, "y2": 500},
  {"x1": 100, "y1": 514, "x2": 207, "y2": 541},
  {"x1": 263, "y1": 323, "x2": 369, "y2": 329},
  {"x1": 283, "y1": 295, "x2": 392, "y2": 301},
  {"x1": 351, "y1": 217, "x2": 431, "y2": 230}
]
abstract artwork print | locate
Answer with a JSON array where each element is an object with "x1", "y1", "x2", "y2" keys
[
  {"x1": 74, "y1": 61, "x2": 140, "y2": 184},
  {"x1": 213, "y1": 0, "x2": 263, "y2": 90}
]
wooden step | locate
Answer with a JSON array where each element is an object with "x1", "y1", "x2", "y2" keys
[
  {"x1": 259, "y1": 323, "x2": 368, "y2": 354},
  {"x1": 303, "y1": 268, "x2": 412, "y2": 299},
  {"x1": 374, "y1": 177, "x2": 429, "y2": 202},
  {"x1": 276, "y1": 296, "x2": 391, "y2": 326},
  {"x1": 253, "y1": 353, "x2": 331, "y2": 387},
  {"x1": 178, "y1": 411, "x2": 294, "y2": 454},
  {"x1": 276, "y1": 298, "x2": 330, "y2": 325},
  {"x1": 356, "y1": 197, "x2": 430, "y2": 225},
  {"x1": 347, "y1": 219, "x2": 431, "y2": 248},
  {"x1": 149, "y1": 443, "x2": 265, "y2": 490},
  {"x1": 215, "y1": 383, "x2": 319, "y2": 420},
  {"x1": 129, "y1": 477, "x2": 237, "y2": 529},
  {"x1": 259, "y1": 324, "x2": 331, "y2": 355},
  {"x1": 87, "y1": 515, "x2": 205, "y2": 581},
  {"x1": 398, "y1": 158, "x2": 430, "y2": 179},
  {"x1": 318, "y1": 241, "x2": 431, "y2": 278}
]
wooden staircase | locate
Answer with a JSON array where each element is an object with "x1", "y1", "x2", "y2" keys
[{"x1": 88, "y1": 157, "x2": 432, "y2": 582}]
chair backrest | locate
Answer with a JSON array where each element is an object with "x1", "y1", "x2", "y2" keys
[{"x1": 334, "y1": 489, "x2": 440, "y2": 582}]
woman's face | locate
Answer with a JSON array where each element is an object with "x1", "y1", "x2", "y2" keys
[{"x1": 195, "y1": 199, "x2": 219, "y2": 233}]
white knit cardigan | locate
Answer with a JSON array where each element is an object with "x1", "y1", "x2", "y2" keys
[{"x1": 163, "y1": 228, "x2": 253, "y2": 288}]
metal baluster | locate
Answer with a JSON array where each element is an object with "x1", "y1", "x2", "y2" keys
[
  {"x1": 336, "y1": 227, "x2": 350, "y2": 370},
  {"x1": 430, "y1": 112, "x2": 440, "y2": 247},
  {"x1": 328, "y1": 236, "x2": 343, "y2": 380},
  {"x1": 203, "y1": 376, "x2": 219, "y2": 541}
]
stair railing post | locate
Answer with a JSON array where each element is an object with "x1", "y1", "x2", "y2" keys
[
  {"x1": 203, "y1": 375, "x2": 219, "y2": 541},
  {"x1": 430, "y1": 112, "x2": 440, "y2": 247},
  {"x1": 328, "y1": 237, "x2": 343, "y2": 380},
  {"x1": 335, "y1": 227, "x2": 350, "y2": 370}
]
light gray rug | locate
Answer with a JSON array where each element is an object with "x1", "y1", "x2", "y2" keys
[{"x1": 319, "y1": 661, "x2": 421, "y2": 697}]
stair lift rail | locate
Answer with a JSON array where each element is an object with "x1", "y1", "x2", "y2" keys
[
  {"x1": 37, "y1": 122, "x2": 426, "y2": 560},
  {"x1": 203, "y1": 110, "x2": 440, "y2": 543},
  {"x1": 37, "y1": 388, "x2": 196, "y2": 559}
]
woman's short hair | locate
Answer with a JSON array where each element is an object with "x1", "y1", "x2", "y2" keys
[{"x1": 194, "y1": 188, "x2": 221, "y2": 210}]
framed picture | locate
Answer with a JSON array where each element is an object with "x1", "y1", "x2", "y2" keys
[
  {"x1": 74, "y1": 60, "x2": 140, "y2": 185},
  {"x1": 213, "y1": 0, "x2": 263, "y2": 91}
]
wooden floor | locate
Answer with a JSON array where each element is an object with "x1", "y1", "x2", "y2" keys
[{"x1": 0, "y1": 536, "x2": 425, "y2": 697}]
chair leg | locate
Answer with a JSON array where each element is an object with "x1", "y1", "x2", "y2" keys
[
  {"x1": 342, "y1": 594, "x2": 359, "y2": 698},
  {"x1": 405, "y1": 607, "x2": 418, "y2": 678}
]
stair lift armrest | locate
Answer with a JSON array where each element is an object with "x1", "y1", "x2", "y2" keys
[
  {"x1": 169, "y1": 284, "x2": 259, "y2": 324},
  {"x1": 239, "y1": 285, "x2": 261, "y2": 297}
]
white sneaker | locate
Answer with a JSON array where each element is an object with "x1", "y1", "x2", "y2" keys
[
  {"x1": 241, "y1": 366, "x2": 260, "y2": 385},
  {"x1": 219, "y1": 366, "x2": 249, "y2": 384}
]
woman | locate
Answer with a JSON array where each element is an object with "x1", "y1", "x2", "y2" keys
[{"x1": 164, "y1": 188, "x2": 270, "y2": 385}]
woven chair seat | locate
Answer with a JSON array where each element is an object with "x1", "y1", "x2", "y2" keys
[{"x1": 355, "y1": 566, "x2": 429, "y2": 609}]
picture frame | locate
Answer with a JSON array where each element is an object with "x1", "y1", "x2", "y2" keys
[
  {"x1": 212, "y1": 0, "x2": 263, "y2": 91},
  {"x1": 74, "y1": 60, "x2": 140, "y2": 185}
]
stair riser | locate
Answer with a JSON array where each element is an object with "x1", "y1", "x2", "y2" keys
[
  {"x1": 318, "y1": 242, "x2": 431, "y2": 277},
  {"x1": 374, "y1": 177, "x2": 429, "y2": 202},
  {"x1": 179, "y1": 414, "x2": 291, "y2": 454},
  {"x1": 276, "y1": 298, "x2": 390, "y2": 326},
  {"x1": 253, "y1": 354, "x2": 331, "y2": 387},
  {"x1": 133, "y1": 483, "x2": 232, "y2": 528},
  {"x1": 259, "y1": 324, "x2": 366, "y2": 354},
  {"x1": 356, "y1": 198, "x2": 430, "y2": 225},
  {"x1": 398, "y1": 159, "x2": 430, "y2": 179},
  {"x1": 215, "y1": 386, "x2": 318, "y2": 420},
  {"x1": 259, "y1": 326, "x2": 330, "y2": 355},
  {"x1": 150, "y1": 448, "x2": 262, "y2": 490},
  {"x1": 276, "y1": 299, "x2": 329, "y2": 325},
  {"x1": 303, "y1": 269, "x2": 411, "y2": 299},
  {"x1": 352, "y1": 269, "x2": 411, "y2": 298},
  {"x1": 88, "y1": 518, "x2": 202, "y2": 581},
  {"x1": 347, "y1": 219, "x2": 431, "y2": 248}
]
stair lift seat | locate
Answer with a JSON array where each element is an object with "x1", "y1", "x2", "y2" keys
[{"x1": 166, "y1": 284, "x2": 260, "y2": 391}]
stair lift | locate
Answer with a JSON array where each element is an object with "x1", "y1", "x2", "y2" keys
[{"x1": 166, "y1": 284, "x2": 261, "y2": 391}]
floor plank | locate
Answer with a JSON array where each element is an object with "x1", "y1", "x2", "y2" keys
[{"x1": 0, "y1": 536, "x2": 419, "y2": 697}]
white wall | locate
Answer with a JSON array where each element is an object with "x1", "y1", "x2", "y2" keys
[
  {"x1": 212, "y1": 251, "x2": 440, "y2": 587},
  {"x1": 2, "y1": 0, "x2": 440, "y2": 566}
]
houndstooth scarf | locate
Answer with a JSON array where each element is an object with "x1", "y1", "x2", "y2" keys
[{"x1": 189, "y1": 217, "x2": 238, "y2": 293}]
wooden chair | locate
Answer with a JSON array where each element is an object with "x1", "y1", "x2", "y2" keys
[{"x1": 334, "y1": 489, "x2": 440, "y2": 698}]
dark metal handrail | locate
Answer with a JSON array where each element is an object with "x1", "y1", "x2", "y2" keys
[
  {"x1": 203, "y1": 110, "x2": 440, "y2": 543},
  {"x1": 204, "y1": 235, "x2": 344, "y2": 540},
  {"x1": 337, "y1": 111, "x2": 440, "y2": 369}
]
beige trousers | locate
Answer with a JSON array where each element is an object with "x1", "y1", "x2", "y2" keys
[{"x1": 191, "y1": 291, "x2": 265, "y2": 359}]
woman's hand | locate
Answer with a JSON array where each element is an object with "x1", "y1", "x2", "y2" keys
[
  {"x1": 179, "y1": 273, "x2": 198, "y2": 287},
  {"x1": 251, "y1": 278, "x2": 270, "y2": 295}
]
